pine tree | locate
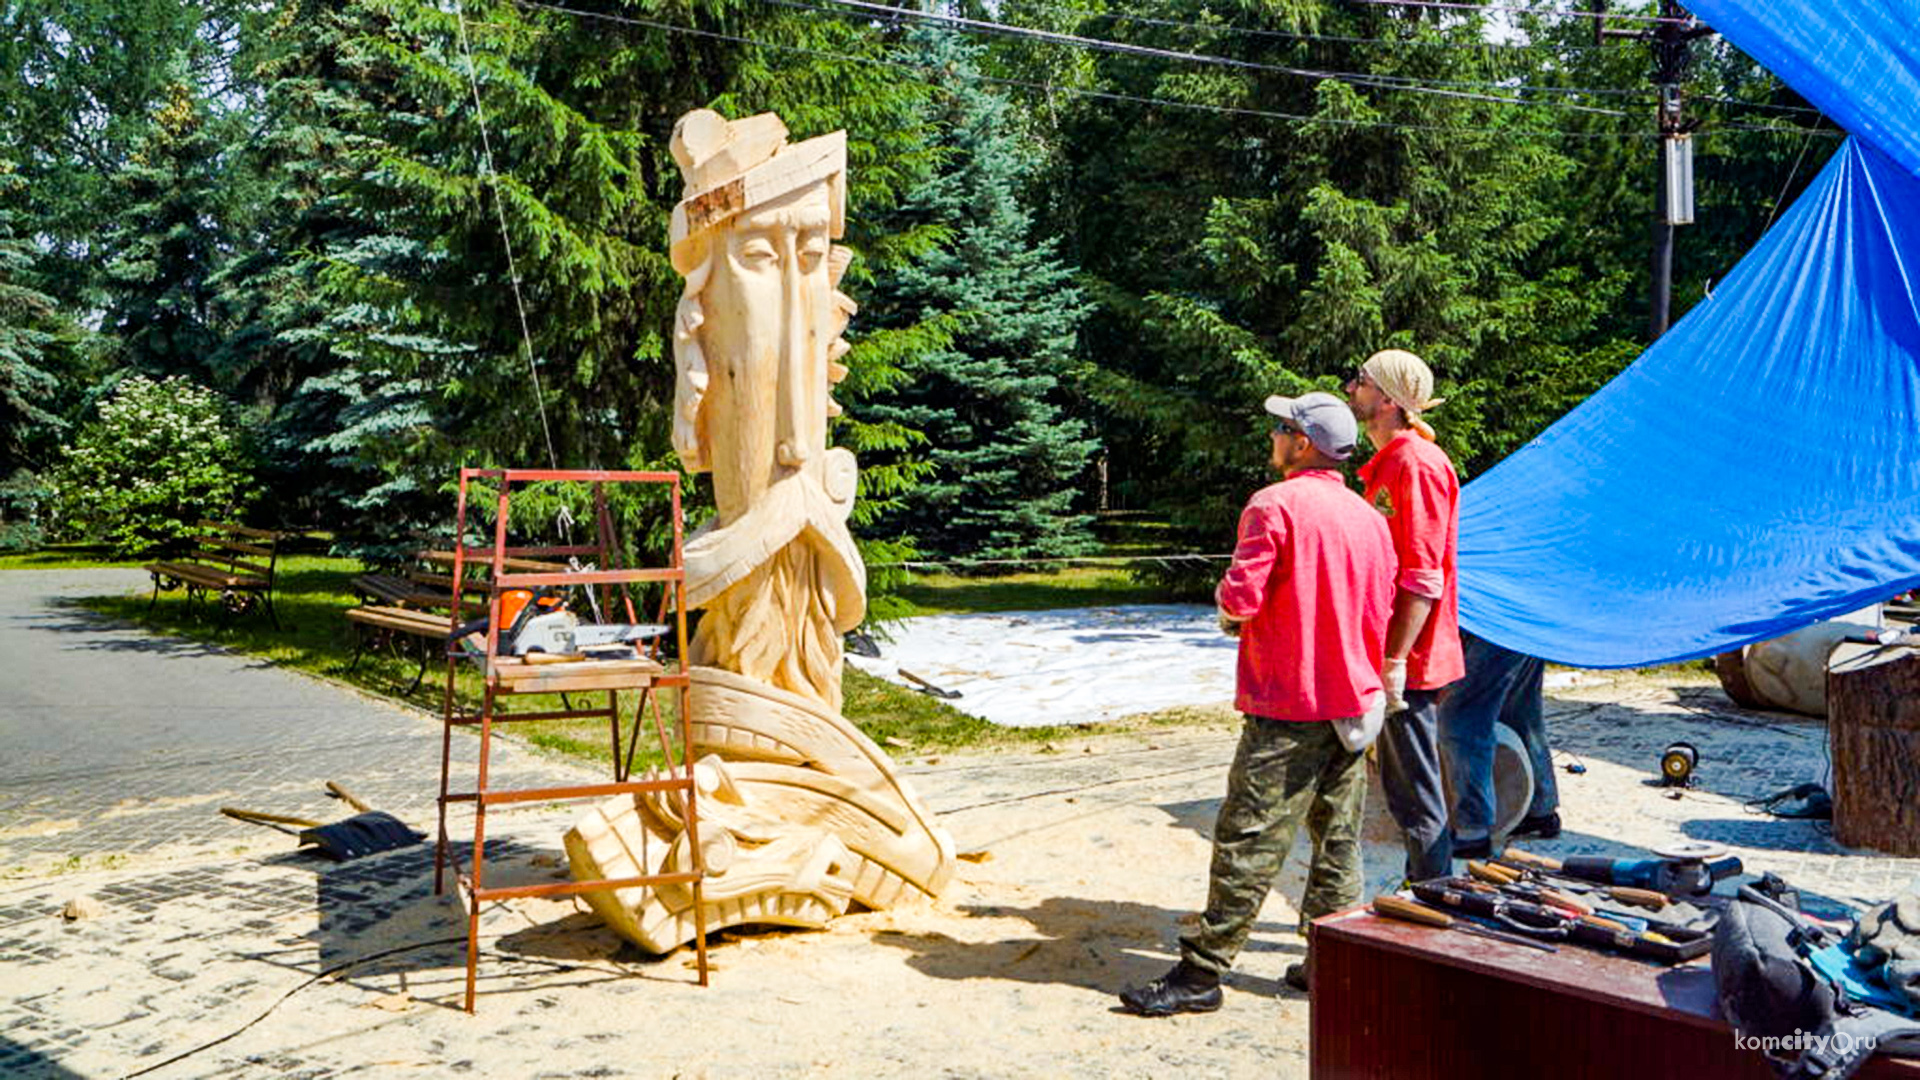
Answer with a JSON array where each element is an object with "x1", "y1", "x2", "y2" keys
[
  {"x1": 0, "y1": 183, "x2": 81, "y2": 474},
  {"x1": 863, "y1": 25, "x2": 1097, "y2": 561},
  {"x1": 217, "y1": 0, "x2": 954, "y2": 566},
  {"x1": 1027, "y1": 1, "x2": 1632, "y2": 550},
  {"x1": 98, "y1": 82, "x2": 236, "y2": 385}
]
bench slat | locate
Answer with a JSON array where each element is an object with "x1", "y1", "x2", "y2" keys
[
  {"x1": 346, "y1": 606, "x2": 454, "y2": 635},
  {"x1": 352, "y1": 572, "x2": 461, "y2": 609},
  {"x1": 198, "y1": 520, "x2": 282, "y2": 541},
  {"x1": 145, "y1": 562, "x2": 267, "y2": 590},
  {"x1": 199, "y1": 536, "x2": 274, "y2": 559}
]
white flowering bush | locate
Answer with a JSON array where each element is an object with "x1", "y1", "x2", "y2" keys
[{"x1": 52, "y1": 375, "x2": 257, "y2": 556}]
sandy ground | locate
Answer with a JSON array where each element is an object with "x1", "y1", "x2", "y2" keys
[{"x1": 9, "y1": 668, "x2": 1920, "y2": 1078}]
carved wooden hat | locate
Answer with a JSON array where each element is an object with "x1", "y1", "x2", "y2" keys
[{"x1": 669, "y1": 109, "x2": 846, "y2": 275}]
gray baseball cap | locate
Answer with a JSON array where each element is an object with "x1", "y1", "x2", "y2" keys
[{"x1": 1263, "y1": 391, "x2": 1358, "y2": 461}]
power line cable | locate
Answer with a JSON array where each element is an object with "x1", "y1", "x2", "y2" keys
[
  {"x1": 1344, "y1": 0, "x2": 1697, "y2": 25},
  {"x1": 787, "y1": 0, "x2": 1635, "y2": 115},
  {"x1": 1016, "y1": 0, "x2": 1612, "y2": 51},
  {"x1": 1695, "y1": 92, "x2": 1819, "y2": 116},
  {"x1": 868, "y1": 553, "x2": 1232, "y2": 569},
  {"x1": 510, "y1": 0, "x2": 1830, "y2": 142},
  {"x1": 454, "y1": 0, "x2": 560, "y2": 471},
  {"x1": 762, "y1": 0, "x2": 1832, "y2": 124},
  {"x1": 515, "y1": 0, "x2": 1633, "y2": 134},
  {"x1": 1759, "y1": 118, "x2": 1824, "y2": 237},
  {"x1": 1009, "y1": 0, "x2": 1821, "y2": 114}
]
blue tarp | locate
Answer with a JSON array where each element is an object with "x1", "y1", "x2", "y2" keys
[
  {"x1": 1683, "y1": 0, "x2": 1920, "y2": 182},
  {"x1": 1457, "y1": 1, "x2": 1920, "y2": 667}
]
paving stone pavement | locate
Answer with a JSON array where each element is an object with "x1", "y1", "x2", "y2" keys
[
  {"x1": 0, "y1": 570, "x2": 588, "y2": 875},
  {"x1": 1, "y1": 570, "x2": 1917, "y2": 1079}
]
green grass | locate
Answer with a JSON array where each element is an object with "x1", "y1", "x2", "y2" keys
[
  {"x1": 50, "y1": 550, "x2": 1203, "y2": 773},
  {"x1": 894, "y1": 563, "x2": 1175, "y2": 616},
  {"x1": 0, "y1": 543, "x2": 146, "y2": 569}
]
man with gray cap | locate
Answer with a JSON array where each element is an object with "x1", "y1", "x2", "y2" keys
[
  {"x1": 1119, "y1": 391, "x2": 1396, "y2": 1015},
  {"x1": 1347, "y1": 349, "x2": 1465, "y2": 885}
]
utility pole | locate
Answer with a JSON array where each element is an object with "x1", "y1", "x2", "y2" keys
[{"x1": 1594, "y1": 1, "x2": 1714, "y2": 341}]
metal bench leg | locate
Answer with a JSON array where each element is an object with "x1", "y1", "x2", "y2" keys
[
  {"x1": 347, "y1": 624, "x2": 369, "y2": 674},
  {"x1": 405, "y1": 637, "x2": 430, "y2": 695}
]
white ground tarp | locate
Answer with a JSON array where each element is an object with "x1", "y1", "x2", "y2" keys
[{"x1": 847, "y1": 604, "x2": 1237, "y2": 728}]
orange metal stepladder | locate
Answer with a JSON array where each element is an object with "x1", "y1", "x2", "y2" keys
[{"x1": 433, "y1": 468, "x2": 709, "y2": 1012}]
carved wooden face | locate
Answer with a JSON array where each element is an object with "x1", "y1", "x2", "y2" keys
[{"x1": 698, "y1": 182, "x2": 835, "y2": 518}]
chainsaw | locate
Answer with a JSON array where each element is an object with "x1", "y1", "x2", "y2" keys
[{"x1": 454, "y1": 586, "x2": 665, "y2": 659}]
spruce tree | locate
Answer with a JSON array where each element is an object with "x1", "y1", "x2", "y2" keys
[{"x1": 864, "y1": 25, "x2": 1097, "y2": 562}]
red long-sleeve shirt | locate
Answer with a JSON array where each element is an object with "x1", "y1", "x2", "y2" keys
[
  {"x1": 1215, "y1": 469, "x2": 1397, "y2": 721},
  {"x1": 1357, "y1": 430, "x2": 1466, "y2": 691}
]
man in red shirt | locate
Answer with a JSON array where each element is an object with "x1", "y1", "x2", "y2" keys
[
  {"x1": 1348, "y1": 349, "x2": 1465, "y2": 885},
  {"x1": 1120, "y1": 391, "x2": 1395, "y2": 1016}
]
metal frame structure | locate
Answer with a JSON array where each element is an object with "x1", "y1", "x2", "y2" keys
[{"x1": 434, "y1": 467, "x2": 707, "y2": 1012}]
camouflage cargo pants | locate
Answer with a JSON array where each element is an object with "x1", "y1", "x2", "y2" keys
[{"x1": 1178, "y1": 715, "x2": 1367, "y2": 976}]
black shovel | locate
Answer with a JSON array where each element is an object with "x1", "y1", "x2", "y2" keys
[{"x1": 221, "y1": 781, "x2": 423, "y2": 861}]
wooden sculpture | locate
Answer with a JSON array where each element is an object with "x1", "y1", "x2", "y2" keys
[{"x1": 567, "y1": 109, "x2": 956, "y2": 952}]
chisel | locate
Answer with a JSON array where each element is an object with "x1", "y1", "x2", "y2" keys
[{"x1": 1372, "y1": 896, "x2": 1559, "y2": 953}]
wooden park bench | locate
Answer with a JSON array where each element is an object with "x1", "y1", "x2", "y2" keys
[
  {"x1": 344, "y1": 551, "x2": 563, "y2": 694},
  {"x1": 349, "y1": 550, "x2": 560, "y2": 610},
  {"x1": 143, "y1": 521, "x2": 284, "y2": 628},
  {"x1": 345, "y1": 604, "x2": 460, "y2": 694}
]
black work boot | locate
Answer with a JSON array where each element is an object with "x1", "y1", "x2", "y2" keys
[
  {"x1": 1284, "y1": 959, "x2": 1311, "y2": 992},
  {"x1": 1512, "y1": 811, "x2": 1562, "y2": 840},
  {"x1": 1451, "y1": 834, "x2": 1493, "y2": 861},
  {"x1": 1118, "y1": 960, "x2": 1223, "y2": 1017}
]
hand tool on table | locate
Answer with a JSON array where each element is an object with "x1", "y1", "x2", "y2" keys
[
  {"x1": 1464, "y1": 863, "x2": 1637, "y2": 933},
  {"x1": 1489, "y1": 849, "x2": 1674, "y2": 907},
  {"x1": 1372, "y1": 896, "x2": 1559, "y2": 953}
]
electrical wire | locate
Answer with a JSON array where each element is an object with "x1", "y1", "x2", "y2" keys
[
  {"x1": 1018, "y1": 0, "x2": 1614, "y2": 51},
  {"x1": 511, "y1": 0, "x2": 1826, "y2": 142},
  {"x1": 453, "y1": 0, "x2": 560, "y2": 471},
  {"x1": 1008, "y1": 0, "x2": 1823, "y2": 115},
  {"x1": 1344, "y1": 0, "x2": 1699, "y2": 25},
  {"x1": 785, "y1": 0, "x2": 1635, "y2": 115},
  {"x1": 118, "y1": 936, "x2": 470, "y2": 1079},
  {"x1": 1759, "y1": 118, "x2": 1824, "y2": 237},
  {"x1": 794, "y1": 0, "x2": 1831, "y2": 125},
  {"x1": 868, "y1": 552, "x2": 1232, "y2": 569}
]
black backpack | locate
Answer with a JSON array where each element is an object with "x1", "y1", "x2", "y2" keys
[{"x1": 1714, "y1": 885, "x2": 1920, "y2": 1078}]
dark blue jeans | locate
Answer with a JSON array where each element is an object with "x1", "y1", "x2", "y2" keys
[{"x1": 1436, "y1": 631, "x2": 1559, "y2": 841}]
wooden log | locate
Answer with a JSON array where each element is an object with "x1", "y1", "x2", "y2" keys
[{"x1": 1828, "y1": 647, "x2": 1920, "y2": 855}]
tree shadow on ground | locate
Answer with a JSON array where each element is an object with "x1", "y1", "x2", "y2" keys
[
  {"x1": 20, "y1": 605, "x2": 239, "y2": 659},
  {"x1": 0, "y1": 1037, "x2": 89, "y2": 1080}
]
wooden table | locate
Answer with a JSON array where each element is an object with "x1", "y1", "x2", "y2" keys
[{"x1": 1309, "y1": 905, "x2": 1920, "y2": 1079}]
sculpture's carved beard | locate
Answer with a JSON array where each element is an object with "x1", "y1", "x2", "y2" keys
[{"x1": 691, "y1": 540, "x2": 844, "y2": 712}]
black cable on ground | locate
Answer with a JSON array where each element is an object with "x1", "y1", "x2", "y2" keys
[{"x1": 118, "y1": 935, "x2": 467, "y2": 1080}]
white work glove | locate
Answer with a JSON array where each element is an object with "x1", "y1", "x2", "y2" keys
[{"x1": 1382, "y1": 657, "x2": 1409, "y2": 715}]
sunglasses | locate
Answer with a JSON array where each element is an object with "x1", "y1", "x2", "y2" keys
[{"x1": 1272, "y1": 421, "x2": 1302, "y2": 438}]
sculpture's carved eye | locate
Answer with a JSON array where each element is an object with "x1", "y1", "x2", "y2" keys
[
  {"x1": 798, "y1": 231, "x2": 828, "y2": 273},
  {"x1": 739, "y1": 235, "x2": 778, "y2": 267}
]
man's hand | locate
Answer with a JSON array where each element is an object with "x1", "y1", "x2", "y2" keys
[
  {"x1": 1382, "y1": 657, "x2": 1409, "y2": 714},
  {"x1": 1218, "y1": 611, "x2": 1244, "y2": 637}
]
